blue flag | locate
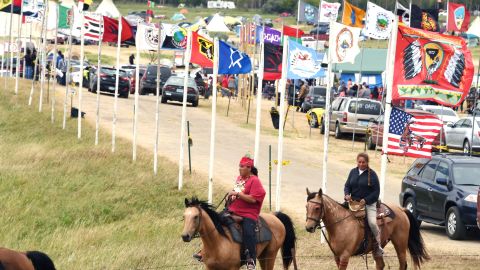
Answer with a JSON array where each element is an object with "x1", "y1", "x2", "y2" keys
[
  {"x1": 287, "y1": 39, "x2": 325, "y2": 79},
  {"x1": 218, "y1": 41, "x2": 252, "y2": 74}
]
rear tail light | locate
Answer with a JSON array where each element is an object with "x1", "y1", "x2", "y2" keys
[
  {"x1": 164, "y1": 85, "x2": 176, "y2": 92},
  {"x1": 120, "y1": 77, "x2": 129, "y2": 82},
  {"x1": 188, "y1": 87, "x2": 196, "y2": 94},
  {"x1": 342, "y1": 112, "x2": 348, "y2": 123}
]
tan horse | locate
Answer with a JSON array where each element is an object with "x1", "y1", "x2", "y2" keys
[
  {"x1": 305, "y1": 188, "x2": 430, "y2": 270},
  {"x1": 0, "y1": 248, "x2": 56, "y2": 270},
  {"x1": 181, "y1": 197, "x2": 297, "y2": 270}
]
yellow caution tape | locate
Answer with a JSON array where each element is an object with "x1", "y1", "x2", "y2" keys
[{"x1": 273, "y1": 160, "x2": 291, "y2": 166}]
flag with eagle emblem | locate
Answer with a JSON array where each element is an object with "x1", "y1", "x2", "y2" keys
[{"x1": 190, "y1": 32, "x2": 214, "y2": 68}]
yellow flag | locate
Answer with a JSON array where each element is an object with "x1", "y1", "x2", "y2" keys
[
  {"x1": 0, "y1": 0, "x2": 13, "y2": 11},
  {"x1": 342, "y1": 0, "x2": 366, "y2": 28}
]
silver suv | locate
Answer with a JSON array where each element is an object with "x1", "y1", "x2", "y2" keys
[{"x1": 325, "y1": 97, "x2": 383, "y2": 138}]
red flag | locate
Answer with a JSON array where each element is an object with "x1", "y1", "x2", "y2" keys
[
  {"x1": 102, "y1": 16, "x2": 133, "y2": 42},
  {"x1": 190, "y1": 32, "x2": 214, "y2": 68},
  {"x1": 282, "y1": 25, "x2": 304, "y2": 38},
  {"x1": 263, "y1": 43, "x2": 282, "y2": 80},
  {"x1": 447, "y1": 3, "x2": 470, "y2": 32}
]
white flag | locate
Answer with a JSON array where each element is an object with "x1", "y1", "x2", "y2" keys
[
  {"x1": 135, "y1": 23, "x2": 160, "y2": 51},
  {"x1": 329, "y1": 22, "x2": 361, "y2": 64},
  {"x1": 396, "y1": 2, "x2": 410, "y2": 26},
  {"x1": 364, "y1": 2, "x2": 395, "y2": 40},
  {"x1": 319, "y1": 1, "x2": 341, "y2": 23}
]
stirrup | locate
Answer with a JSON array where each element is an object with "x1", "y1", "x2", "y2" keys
[{"x1": 246, "y1": 259, "x2": 256, "y2": 270}]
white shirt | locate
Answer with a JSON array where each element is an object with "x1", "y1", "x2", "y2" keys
[{"x1": 358, "y1": 168, "x2": 366, "y2": 175}]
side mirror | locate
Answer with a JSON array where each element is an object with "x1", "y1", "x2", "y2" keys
[
  {"x1": 447, "y1": 122, "x2": 454, "y2": 128},
  {"x1": 369, "y1": 118, "x2": 378, "y2": 124},
  {"x1": 436, "y1": 178, "x2": 448, "y2": 186}
]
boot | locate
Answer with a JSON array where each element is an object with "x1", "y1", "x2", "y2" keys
[
  {"x1": 192, "y1": 250, "x2": 203, "y2": 262},
  {"x1": 246, "y1": 259, "x2": 256, "y2": 270},
  {"x1": 373, "y1": 235, "x2": 384, "y2": 257}
]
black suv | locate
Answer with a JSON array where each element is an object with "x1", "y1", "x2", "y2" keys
[
  {"x1": 139, "y1": 65, "x2": 172, "y2": 95},
  {"x1": 399, "y1": 154, "x2": 480, "y2": 239}
]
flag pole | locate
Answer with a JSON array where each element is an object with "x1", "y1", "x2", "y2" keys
[
  {"x1": 77, "y1": 9, "x2": 85, "y2": 139},
  {"x1": 95, "y1": 16, "x2": 104, "y2": 145},
  {"x1": 112, "y1": 16, "x2": 122, "y2": 152},
  {"x1": 275, "y1": 37, "x2": 289, "y2": 211},
  {"x1": 133, "y1": 23, "x2": 141, "y2": 161},
  {"x1": 52, "y1": 4, "x2": 59, "y2": 123},
  {"x1": 3, "y1": 12, "x2": 9, "y2": 89},
  {"x1": 154, "y1": 23, "x2": 162, "y2": 175},
  {"x1": 379, "y1": 18, "x2": 399, "y2": 201},
  {"x1": 29, "y1": 15, "x2": 44, "y2": 106},
  {"x1": 8, "y1": 0, "x2": 14, "y2": 80},
  {"x1": 178, "y1": 30, "x2": 192, "y2": 191},
  {"x1": 254, "y1": 25, "x2": 265, "y2": 165},
  {"x1": 63, "y1": 7, "x2": 75, "y2": 129},
  {"x1": 38, "y1": 1, "x2": 49, "y2": 112},
  {"x1": 207, "y1": 37, "x2": 219, "y2": 203},
  {"x1": 14, "y1": 0, "x2": 24, "y2": 95}
]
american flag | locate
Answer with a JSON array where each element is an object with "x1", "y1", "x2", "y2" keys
[
  {"x1": 386, "y1": 107, "x2": 443, "y2": 159},
  {"x1": 83, "y1": 13, "x2": 103, "y2": 41}
]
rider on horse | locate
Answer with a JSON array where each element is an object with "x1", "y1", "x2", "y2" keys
[{"x1": 344, "y1": 152, "x2": 383, "y2": 257}]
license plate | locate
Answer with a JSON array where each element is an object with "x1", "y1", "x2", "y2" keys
[
  {"x1": 165, "y1": 92, "x2": 172, "y2": 96},
  {"x1": 358, "y1": 120, "x2": 369, "y2": 127},
  {"x1": 176, "y1": 89, "x2": 183, "y2": 93},
  {"x1": 108, "y1": 86, "x2": 115, "y2": 90}
]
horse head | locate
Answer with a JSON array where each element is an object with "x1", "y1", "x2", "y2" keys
[
  {"x1": 182, "y1": 197, "x2": 202, "y2": 242},
  {"x1": 305, "y1": 188, "x2": 324, "y2": 233}
]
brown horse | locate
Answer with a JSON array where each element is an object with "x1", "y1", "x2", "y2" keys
[
  {"x1": 0, "y1": 248, "x2": 56, "y2": 270},
  {"x1": 305, "y1": 188, "x2": 430, "y2": 270},
  {"x1": 181, "y1": 197, "x2": 297, "y2": 270}
]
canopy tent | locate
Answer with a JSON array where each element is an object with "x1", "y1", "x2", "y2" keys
[
  {"x1": 223, "y1": 16, "x2": 241, "y2": 26},
  {"x1": 206, "y1": 14, "x2": 230, "y2": 33},
  {"x1": 467, "y1": 16, "x2": 480, "y2": 38},
  {"x1": 171, "y1": 13, "x2": 186, "y2": 21},
  {"x1": 96, "y1": 0, "x2": 120, "y2": 18}
]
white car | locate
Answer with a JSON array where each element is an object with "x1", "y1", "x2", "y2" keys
[{"x1": 417, "y1": 105, "x2": 459, "y2": 125}]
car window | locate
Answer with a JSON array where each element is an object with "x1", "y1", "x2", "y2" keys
[
  {"x1": 453, "y1": 119, "x2": 465, "y2": 127},
  {"x1": 313, "y1": 87, "x2": 326, "y2": 96},
  {"x1": 453, "y1": 164, "x2": 480, "y2": 186},
  {"x1": 420, "y1": 160, "x2": 438, "y2": 181},
  {"x1": 331, "y1": 98, "x2": 342, "y2": 111},
  {"x1": 348, "y1": 100, "x2": 382, "y2": 114},
  {"x1": 461, "y1": 119, "x2": 472, "y2": 128},
  {"x1": 339, "y1": 99, "x2": 347, "y2": 111},
  {"x1": 425, "y1": 108, "x2": 457, "y2": 117},
  {"x1": 407, "y1": 158, "x2": 428, "y2": 177},
  {"x1": 434, "y1": 162, "x2": 449, "y2": 183}
]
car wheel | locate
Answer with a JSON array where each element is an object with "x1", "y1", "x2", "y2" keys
[
  {"x1": 446, "y1": 206, "x2": 466, "y2": 240},
  {"x1": 120, "y1": 92, "x2": 129, "y2": 99},
  {"x1": 192, "y1": 99, "x2": 199, "y2": 107},
  {"x1": 404, "y1": 197, "x2": 421, "y2": 227},
  {"x1": 161, "y1": 96, "x2": 167, "y2": 104},
  {"x1": 309, "y1": 113, "x2": 319, "y2": 128},
  {"x1": 320, "y1": 118, "x2": 325, "y2": 134},
  {"x1": 463, "y1": 140, "x2": 471, "y2": 154},
  {"x1": 367, "y1": 135, "x2": 376, "y2": 150},
  {"x1": 334, "y1": 123, "x2": 343, "y2": 139}
]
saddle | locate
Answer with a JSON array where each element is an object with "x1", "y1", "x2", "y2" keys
[{"x1": 219, "y1": 211, "x2": 272, "y2": 244}]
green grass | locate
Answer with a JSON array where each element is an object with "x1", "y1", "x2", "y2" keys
[{"x1": 85, "y1": 51, "x2": 117, "y2": 66}]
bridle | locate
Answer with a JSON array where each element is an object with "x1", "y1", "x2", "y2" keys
[
  {"x1": 306, "y1": 195, "x2": 357, "y2": 229},
  {"x1": 188, "y1": 206, "x2": 217, "y2": 239}
]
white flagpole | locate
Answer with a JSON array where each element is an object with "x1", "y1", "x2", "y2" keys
[
  {"x1": 3, "y1": 11, "x2": 9, "y2": 89},
  {"x1": 133, "y1": 25, "x2": 141, "y2": 161},
  {"x1": 253, "y1": 26, "x2": 265, "y2": 165},
  {"x1": 275, "y1": 37, "x2": 289, "y2": 211},
  {"x1": 52, "y1": 4, "x2": 59, "y2": 123},
  {"x1": 8, "y1": 1, "x2": 14, "y2": 79},
  {"x1": 112, "y1": 16, "x2": 122, "y2": 152},
  {"x1": 207, "y1": 37, "x2": 219, "y2": 203},
  {"x1": 379, "y1": 18, "x2": 399, "y2": 201},
  {"x1": 95, "y1": 16, "x2": 103, "y2": 145},
  {"x1": 14, "y1": 0, "x2": 24, "y2": 95},
  {"x1": 77, "y1": 10, "x2": 85, "y2": 139},
  {"x1": 38, "y1": 1, "x2": 49, "y2": 112},
  {"x1": 63, "y1": 9, "x2": 75, "y2": 129},
  {"x1": 178, "y1": 30, "x2": 192, "y2": 191},
  {"x1": 153, "y1": 24, "x2": 162, "y2": 175}
]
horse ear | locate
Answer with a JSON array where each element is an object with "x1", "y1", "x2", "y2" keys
[
  {"x1": 318, "y1": 188, "x2": 323, "y2": 197},
  {"x1": 184, "y1": 198, "x2": 189, "y2": 207},
  {"x1": 306, "y1": 188, "x2": 311, "y2": 196}
]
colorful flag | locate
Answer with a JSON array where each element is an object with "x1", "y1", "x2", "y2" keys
[
  {"x1": 102, "y1": 16, "x2": 134, "y2": 42},
  {"x1": 342, "y1": 0, "x2": 366, "y2": 28},
  {"x1": 78, "y1": 0, "x2": 92, "y2": 11},
  {"x1": 264, "y1": 43, "x2": 283, "y2": 80},
  {"x1": 83, "y1": 13, "x2": 102, "y2": 41},
  {"x1": 298, "y1": 0, "x2": 318, "y2": 24},
  {"x1": 23, "y1": 0, "x2": 45, "y2": 23},
  {"x1": 364, "y1": 2, "x2": 395, "y2": 40},
  {"x1": 393, "y1": 25, "x2": 474, "y2": 107},
  {"x1": 411, "y1": 5, "x2": 439, "y2": 32},
  {"x1": 161, "y1": 23, "x2": 187, "y2": 50},
  {"x1": 135, "y1": 23, "x2": 159, "y2": 51},
  {"x1": 287, "y1": 39, "x2": 325, "y2": 79},
  {"x1": 386, "y1": 107, "x2": 443, "y2": 159},
  {"x1": 447, "y1": 2, "x2": 470, "y2": 32},
  {"x1": 58, "y1": 5, "x2": 73, "y2": 29},
  {"x1": 218, "y1": 41, "x2": 251, "y2": 74},
  {"x1": 190, "y1": 31, "x2": 214, "y2": 68},
  {"x1": 0, "y1": 0, "x2": 22, "y2": 14},
  {"x1": 282, "y1": 25, "x2": 304, "y2": 38},
  {"x1": 396, "y1": 2, "x2": 410, "y2": 26},
  {"x1": 255, "y1": 26, "x2": 281, "y2": 45},
  {"x1": 328, "y1": 22, "x2": 361, "y2": 64},
  {"x1": 319, "y1": 1, "x2": 341, "y2": 23}
]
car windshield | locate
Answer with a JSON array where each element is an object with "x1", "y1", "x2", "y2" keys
[
  {"x1": 101, "y1": 68, "x2": 127, "y2": 76},
  {"x1": 453, "y1": 164, "x2": 480, "y2": 186},
  {"x1": 348, "y1": 100, "x2": 382, "y2": 115},
  {"x1": 313, "y1": 87, "x2": 326, "y2": 96},
  {"x1": 166, "y1": 77, "x2": 196, "y2": 88},
  {"x1": 426, "y1": 108, "x2": 457, "y2": 116}
]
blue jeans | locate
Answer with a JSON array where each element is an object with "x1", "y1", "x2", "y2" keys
[
  {"x1": 242, "y1": 217, "x2": 256, "y2": 262},
  {"x1": 25, "y1": 66, "x2": 33, "y2": 79}
]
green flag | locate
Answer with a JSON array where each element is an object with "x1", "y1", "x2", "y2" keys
[{"x1": 58, "y1": 5, "x2": 73, "y2": 29}]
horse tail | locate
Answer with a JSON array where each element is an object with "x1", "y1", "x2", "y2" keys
[
  {"x1": 275, "y1": 212, "x2": 297, "y2": 269},
  {"x1": 26, "y1": 251, "x2": 56, "y2": 270},
  {"x1": 404, "y1": 209, "x2": 430, "y2": 268}
]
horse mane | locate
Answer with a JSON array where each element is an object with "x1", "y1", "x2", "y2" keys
[
  {"x1": 25, "y1": 251, "x2": 56, "y2": 270},
  {"x1": 186, "y1": 197, "x2": 227, "y2": 237},
  {"x1": 307, "y1": 192, "x2": 346, "y2": 208}
]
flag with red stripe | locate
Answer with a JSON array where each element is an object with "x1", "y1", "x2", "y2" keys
[
  {"x1": 83, "y1": 13, "x2": 102, "y2": 41},
  {"x1": 386, "y1": 108, "x2": 443, "y2": 159}
]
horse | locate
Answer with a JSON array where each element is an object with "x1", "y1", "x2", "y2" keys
[
  {"x1": 181, "y1": 197, "x2": 297, "y2": 270},
  {"x1": 305, "y1": 188, "x2": 430, "y2": 270},
  {"x1": 0, "y1": 248, "x2": 56, "y2": 270}
]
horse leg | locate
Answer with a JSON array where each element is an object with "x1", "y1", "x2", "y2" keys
[
  {"x1": 391, "y1": 234, "x2": 408, "y2": 270},
  {"x1": 337, "y1": 254, "x2": 351, "y2": 270},
  {"x1": 373, "y1": 255, "x2": 385, "y2": 270},
  {"x1": 334, "y1": 256, "x2": 340, "y2": 268}
]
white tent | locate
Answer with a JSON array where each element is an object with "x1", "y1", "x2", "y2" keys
[
  {"x1": 467, "y1": 17, "x2": 480, "y2": 38},
  {"x1": 206, "y1": 14, "x2": 230, "y2": 33},
  {"x1": 96, "y1": 0, "x2": 120, "y2": 18}
]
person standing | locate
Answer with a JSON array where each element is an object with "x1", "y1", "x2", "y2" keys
[
  {"x1": 24, "y1": 49, "x2": 34, "y2": 79},
  {"x1": 129, "y1": 53, "x2": 135, "y2": 65},
  {"x1": 297, "y1": 80, "x2": 309, "y2": 112}
]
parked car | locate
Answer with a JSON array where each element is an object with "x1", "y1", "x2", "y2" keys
[
  {"x1": 309, "y1": 22, "x2": 329, "y2": 35},
  {"x1": 88, "y1": 67, "x2": 130, "y2": 98},
  {"x1": 301, "y1": 86, "x2": 327, "y2": 112},
  {"x1": 399, "y1": 154, "x2": 480, "y2": 239},
  {"x1": 139, "y1": 65, "x2": 172, "y2": 95},
  {"x1": 121, "y1": 65, "x2": 146, "y2": 94},
  {"x1": 325, "y1": 97, "x2": 383, "y2": 138},
  {"x1": 366, "y1": 109, "x2": 446, "y2": 151},
  {"x1": 445, "y1": 117, "x2": 480, "y2": 153},
  {"x1": 161, "y1": 76, "x2": 199, "y2": 107},
  {"x1": 417, "y1": 105, "x2": 459, "y2": 125}
]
